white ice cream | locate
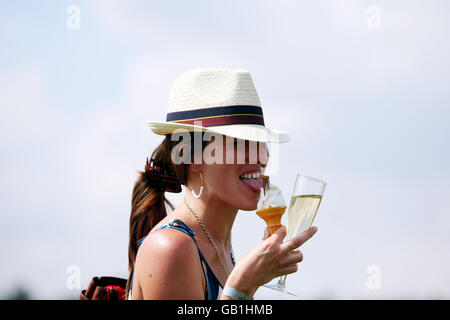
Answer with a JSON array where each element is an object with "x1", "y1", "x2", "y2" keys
[{"x1": 257, "y1": 183, "x2": 286, "y2": 210}]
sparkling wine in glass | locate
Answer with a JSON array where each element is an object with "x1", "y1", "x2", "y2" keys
[{"x1": 264, "y1": 174, "x2": 326, "y2": 296}]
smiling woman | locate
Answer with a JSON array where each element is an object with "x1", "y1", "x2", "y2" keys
[{"x1": 126, "y1": 68, "x2": 318, "y2": 300}]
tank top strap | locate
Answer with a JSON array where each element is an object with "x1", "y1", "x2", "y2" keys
[
  {"x1": 158, "y1": 219, "x2": 196, "y2": 238},
  {"x1": 136, "y1": 219, "x2": 196, "y2": 247}
]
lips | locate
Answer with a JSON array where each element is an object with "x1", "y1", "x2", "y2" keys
[{"x1": 239, "y1": 168, "x2": 263, "y2": 193}]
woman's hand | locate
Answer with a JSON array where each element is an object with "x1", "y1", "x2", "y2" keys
[{"x1": 222, "y1": 225, "x2": 318, "y2": 298}]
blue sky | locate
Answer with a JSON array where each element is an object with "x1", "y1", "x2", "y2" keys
[{"x1": 1, "y1": 0, "x2": 449, "y2": 299}]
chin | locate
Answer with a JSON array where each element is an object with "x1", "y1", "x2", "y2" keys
[{"x1": 238, "y1": 198, "x2": 260, "y2": 211}]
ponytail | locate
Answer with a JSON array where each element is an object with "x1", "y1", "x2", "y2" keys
[
  {"x1": 125, "y1": 136, "x2": 179, "y2": 296},
  {"x1": 126, "y1": 133, "x2": 211, "y2": 297},
  {"x1": 125, "y1": 173, "x2": 171, "y2": 294}
]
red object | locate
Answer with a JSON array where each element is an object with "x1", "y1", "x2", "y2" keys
[{"x1": 105, "y1": 285, "x2": 125, "y2": 300}]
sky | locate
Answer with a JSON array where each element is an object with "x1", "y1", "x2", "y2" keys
[{"x1": 0, "y1": 0, "x2": 449, "y2": 299}]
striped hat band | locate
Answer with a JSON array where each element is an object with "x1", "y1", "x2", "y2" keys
[{"x1": 166, "y1": 105, "x2": 265, "y2": 127}]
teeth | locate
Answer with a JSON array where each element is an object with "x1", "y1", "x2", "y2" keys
[{"x1": 240, "y1": 172, "x2": 261, "y2": 179}]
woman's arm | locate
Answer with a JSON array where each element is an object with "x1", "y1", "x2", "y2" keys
[
  {"x1": 133, "y1": 225, "x2": 317, "y2": 300},
  {"x1": 134, "y1": 229, "x2": 206, "y2": 299},
  {"x1": 220, "y1": 225, "x2": 318, "y2": 299}
]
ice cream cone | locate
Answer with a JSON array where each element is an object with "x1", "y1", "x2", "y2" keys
[{"x1": 256, "y1": 206, "x2": 287, "y2": 235}]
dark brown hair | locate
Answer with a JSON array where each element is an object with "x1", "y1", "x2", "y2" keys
[{"x1": 125, "y1": 133, "x2": 209, "y2": 296}]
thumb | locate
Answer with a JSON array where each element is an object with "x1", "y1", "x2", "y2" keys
[{"x1": 262, "y1": 228, "x2": 270, "y2": 240}]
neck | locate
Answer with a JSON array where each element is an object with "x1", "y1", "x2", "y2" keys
[{"x1": 183, "y1": 191, "x2": 238, "y2": 247}]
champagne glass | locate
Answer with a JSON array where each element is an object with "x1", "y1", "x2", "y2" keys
[{"x1": 264, "y1": 174, "x2": 326, "y2": 296}]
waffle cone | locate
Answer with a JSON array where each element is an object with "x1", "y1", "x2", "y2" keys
[{"x1": 256, "y1": 206, "x2": 287, "y2": 235}]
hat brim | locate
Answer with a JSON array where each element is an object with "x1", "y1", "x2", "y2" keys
[{"x1": 147, "y1": 121, "x2": 290, "y2": 143}]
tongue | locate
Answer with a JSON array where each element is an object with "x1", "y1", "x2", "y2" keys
[{"x1": 242, "y1": 178, "x2": 263, "y2": 191}]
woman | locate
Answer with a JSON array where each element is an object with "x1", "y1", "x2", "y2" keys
[{"x1": 127, "y1": 69, "x2": 318, "y2": 300}]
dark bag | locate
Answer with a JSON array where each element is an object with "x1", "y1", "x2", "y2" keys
[{"x1": 80, "y1": 276, "x2": 127, "y2": 300}]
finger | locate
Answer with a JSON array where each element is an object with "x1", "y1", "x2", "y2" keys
[
  {"x1": 277, "y1": 264, "x2": 298, "y2": 276},
  {"x1": 270, "y1": 225, "x2": 287, "y2": 244},
  {"x1": 280, "y1": 226, "x2": 318, "y2": 254},
  {"x1": 278, "y1": 250, "x2": 303, "y2": 268}
]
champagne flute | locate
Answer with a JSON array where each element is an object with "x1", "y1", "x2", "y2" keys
[{"x1": 264, "y1": 174, "x2": 326, "y2": 296}]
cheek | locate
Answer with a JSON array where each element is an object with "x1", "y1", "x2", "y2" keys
[
  {"x1": 205, "y1": 167, "x2": 237, "y2": 195},
  {"x1": 210, "y1": 168, "x2": 237, "y2": 190},
  {"x1": 205, "y1": 166, "x2": 234, "y2": 190},
  {"x1": 205, "y1": 166, "x2": 260, "y2": 210}
]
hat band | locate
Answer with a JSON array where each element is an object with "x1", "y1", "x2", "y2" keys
[{"x1": 166, "y1": 105, "x2": 265, "y2": 127}]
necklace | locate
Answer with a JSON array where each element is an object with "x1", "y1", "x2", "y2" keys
[{"x1": 184, "y1": 198, "x2": 235, "y2": 278}]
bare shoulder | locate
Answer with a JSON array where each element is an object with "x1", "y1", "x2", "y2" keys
[
  {"x1": 134, "y1": 227, "x2": 205, "y2": 299},
  {"x1": 137, "y1": 227, "x2": 198, "y2": 262}
]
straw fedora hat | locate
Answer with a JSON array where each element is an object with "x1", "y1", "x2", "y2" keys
[{"x1": 147, "y1": 68, "x2": 290, "y2": 143}]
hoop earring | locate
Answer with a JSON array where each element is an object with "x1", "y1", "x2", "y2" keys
[{"x1": 191, "y1": 172, "x2": 204, "y2": 199}]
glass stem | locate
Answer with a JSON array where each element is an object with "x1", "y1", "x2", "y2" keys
[{"x1": 277, "y1": 275, "x2": 287, "y2": 286}]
